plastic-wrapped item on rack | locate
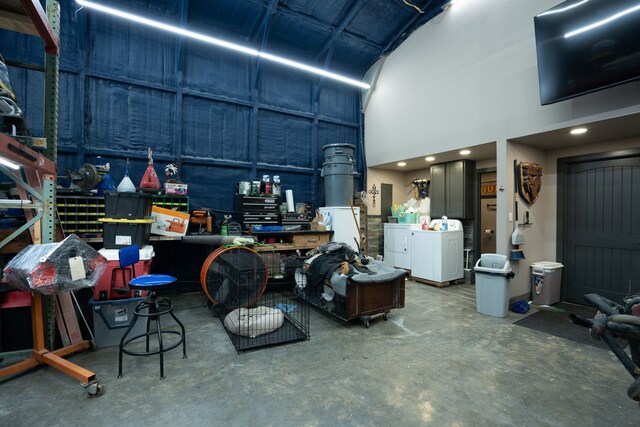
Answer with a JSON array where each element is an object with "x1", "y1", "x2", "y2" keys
[{"x1": 2, "y1": 234, "x2": 108, "y2": 295}]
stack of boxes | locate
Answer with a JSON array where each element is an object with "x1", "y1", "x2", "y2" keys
[
  {"x1": 100, "y1": 192, "x2": 154, "y2": 248},
  {"x1": 89, "y1": 192, "x2": 155, "y2": 348}
]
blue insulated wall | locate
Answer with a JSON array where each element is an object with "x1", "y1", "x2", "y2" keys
[{"x1": 0, "y1": 0, "x2": 365, "y2": 216}]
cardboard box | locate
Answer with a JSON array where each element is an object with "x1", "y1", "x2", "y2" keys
[
  {"x1": 165, "y1": 182, "x2": 188, "y2": 196},
  {"x1": 150, "y1": 206, "x2": 190, "y2": 237}
]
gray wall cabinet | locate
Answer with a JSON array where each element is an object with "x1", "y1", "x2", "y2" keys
[{"x1": 430, "y1": 160, "x2": 475, "y2": 219}]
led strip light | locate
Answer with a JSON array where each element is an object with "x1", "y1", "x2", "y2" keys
[{"x1": 75, "y1": 0, "x2": 371, "y2": 89}]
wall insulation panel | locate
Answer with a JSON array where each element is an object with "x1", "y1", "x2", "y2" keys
[
  {"x1": 181, "y1": 164, "x2": 252, "y2": 211},
  {"x1": 257, "y1": 110, "x2": 312, "y2": 168},
  {"x1": 6, "y1": 67, "x2": 44, "y2": 137},
  {"x1": 0, "y1": 30, "x2": 43, "y2": 66},
  {"x1": 86, "y1": 78, "x2": 176, "y2": 156},
  {"x1": 187, "y1": 0, "x2": 264, "y2": 41},
  {"x1": 317, "y1": 122, "x2": 359, "y2": 157},
  {"x1": 0, "y1": 0, "x2": 364, "y2": 216},
  {"x1": 318, "y1": 81, "x2": 359, "y2": 122},
  {"x1": 267, "y1": 13, "x2": 330, "y2": 64},
  {"x1": 285, "y1": 0, "x2": 349, "y2": 26},
  {"x1": 182, "y1": 96, "x2": 251, "y2": 162},
  {"x1": 183, "y1": 41, "x2": 252, "y2": 99},
  {"x1": 87, "y1": 15, "x2": 177, "y2": 86},
  {"x1": 258, "y1": 64, "x2": 313, "y2": 114},
  {"x1": 57, "y1": 72, "x2": 82, "y2": 151}
]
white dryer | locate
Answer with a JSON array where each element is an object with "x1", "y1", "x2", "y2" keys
[{"x1": 410, "y1": 219, "x2": 464, "y2": 283}]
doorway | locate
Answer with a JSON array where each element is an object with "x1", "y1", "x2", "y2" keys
[
  {"x1": 558, "y1": 150, "x2": 640, "y2": 303},
  {"x1": 477, "y1": 169, "x2": 497, "y2": 256}
]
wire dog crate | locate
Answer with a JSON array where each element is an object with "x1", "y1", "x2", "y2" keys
[{"x1": 201, "y1": 247, "x2": 309, "y2": 353}]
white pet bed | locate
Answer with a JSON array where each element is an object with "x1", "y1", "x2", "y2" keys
[{"x1": 224, "y1": 306, "x2": 284, "y2": 338}]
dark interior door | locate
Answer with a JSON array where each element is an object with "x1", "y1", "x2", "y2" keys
[
  {"x1": 381, "y1": 183, "x2": 392, "y2": 222},
  {"x1": 562, "y1": 155, "x2": 640, "y2": 303}
]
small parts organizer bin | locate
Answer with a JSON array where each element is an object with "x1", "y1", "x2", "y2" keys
[
  {"x1": 56, "y1": 195, "x2": 105, "y2": 237},
  {"x1": 152, "y1": 195, "x2": 189, "y2": 213},
  {"x1": 100, "y1": 192, "x2": 154, "y2": 249}
]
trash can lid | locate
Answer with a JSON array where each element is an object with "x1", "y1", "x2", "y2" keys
[
  {"x1": 530, "y1": 261, "x2": 563, "y2": 270},
  {"x1": 479, "y1": 253, "x2": 509, "y2": 268},
  {"x1": 475, "y1": 254, "x2": 512, "y2": 273}
]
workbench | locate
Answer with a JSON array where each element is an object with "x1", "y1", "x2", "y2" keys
[{"x1": 250, "y1": 230, "x2": 333, "y2": 253}]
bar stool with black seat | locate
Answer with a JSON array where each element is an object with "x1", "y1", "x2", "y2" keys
[{"x1": 117, "y1": 246, "x2": 186, "y2": 379}]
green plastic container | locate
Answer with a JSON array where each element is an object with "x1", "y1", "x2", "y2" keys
[
  {"x1": 398, "y1": 212, "x2": 418, "y2": 223},
  {"x1": 391, "y1": 205, "x2": 406, "y2": 217}
]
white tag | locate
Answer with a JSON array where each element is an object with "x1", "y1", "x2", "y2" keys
[
  {"x1": 115, "y1": 308, "x2": 128, "y2": 322},
  {"x1": 115, "y1": 235, "x2": 132, "y2": 245},
  {"x1": 69, "y1": 256, "x2": 86, "y2": 281}
]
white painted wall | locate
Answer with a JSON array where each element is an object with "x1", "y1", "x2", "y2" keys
[
  {"x1": 364, "y1": 0, "x2": 640, "y2": 166},
  {"x1": 364, "y1": 0, "x2": 640, "y2": 301}
]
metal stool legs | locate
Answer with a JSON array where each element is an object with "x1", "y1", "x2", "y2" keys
[{"x1": 118, "y1": 292, "x2": 186, "y2": 379}]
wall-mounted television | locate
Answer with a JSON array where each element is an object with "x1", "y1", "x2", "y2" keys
[{"x1": 534, "y1": 0, "x2": 640, "y2": 105}]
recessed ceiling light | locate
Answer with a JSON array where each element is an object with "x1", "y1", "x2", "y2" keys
[
  {"x1": 460, "y1": 150, "x2": 471, "y2": 155},
  {"x1": 397, "y1": 162, "x2": 407, "y2": 167},
  {"x1": 570, "y1": 127, "x2": 588, "y2": 135},
  {"x1": 425, "y1": 156, "x2": 435, "y2": 162}
]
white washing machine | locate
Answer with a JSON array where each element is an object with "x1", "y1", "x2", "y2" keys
[
  {"x1": 410, "y1": 219, "x2": 464, "y2": 283},
  {"x1": 383, "y1": 223, "x2": 422, "y2": 269}
]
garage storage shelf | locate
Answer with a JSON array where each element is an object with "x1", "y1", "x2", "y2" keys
[
  {"x1": 56, "y1": 195, "x2": 105, "y2": 237},
  {"x1": 152, "y1": 195, "x2": 189, "y2": 213},
  {"x1": 0, "y1": 0, "x2": 101, "y2": 394},
  {"x1": 55, "y1": 194, "x2": 189, "y2": 238}
]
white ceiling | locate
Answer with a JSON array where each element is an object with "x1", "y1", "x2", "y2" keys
[
  {"x1": 371, "y1": 142, "x2": 496, "y2": 172},
  {"x1": 510, "y1": 112, "x2": 640, "y2": 149},
  {"x1": 370, "y1": 111, "x2": 640, "y2": 172}
]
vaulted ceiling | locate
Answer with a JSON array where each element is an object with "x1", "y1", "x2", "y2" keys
[
  {"x1": 211, "y1": 0, "x2": 451, "y2": 76},
  {"x1": 124, "y1": 0, "x2": 452, "y2": 80}
]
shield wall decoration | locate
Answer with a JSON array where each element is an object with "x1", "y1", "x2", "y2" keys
[{"x1": 517, "y1": 162, "x2": 543, "y2": 205}]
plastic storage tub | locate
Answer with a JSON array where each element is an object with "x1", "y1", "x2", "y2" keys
[
  {"x1": 530, "y1": 261, "x2": 564, "y2": 305},
  {"x1": 474, "y1": 254, "x2": 514, "y2": 317},
  {"x1": 89, "y1": 296, "x2": 147, "y2": 348},
  {"x1": 398, "y1": 211, "x2": 419, "y2": 224},
  {"x1": 104, "y1": 191, "x2": 153, "y2": 219},
  {"x1": 102, "y1": 221, "x2": 152, "y2": 249},
  {"x1": 391, "y1": 205, "x2": 406, "y2": 217},
  {"x1": 93, "y1": 245, "x2": 154, "y2": 301}
]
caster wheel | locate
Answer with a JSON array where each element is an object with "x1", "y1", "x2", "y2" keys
[
  {"x1": 628, "y1": 377, "x2": 640, "y2": 401},
  {"x1": 87, "y1": 382, "x2": 105, "y2": 398},
  {"x1": 364, "y1": 320, "x2": 370, "y2": 328},
  {"x1": 383, "y1": 313, "x2": 389, "y2": 321}
]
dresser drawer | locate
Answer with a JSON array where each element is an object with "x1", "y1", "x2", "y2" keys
[{"x1": 292, "y1": 233, "x2": 330, "y2": 248}]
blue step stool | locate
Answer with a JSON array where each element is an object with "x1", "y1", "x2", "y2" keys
[{"x1": 117, "y1": 246, "x2": 186, "y2": 379}]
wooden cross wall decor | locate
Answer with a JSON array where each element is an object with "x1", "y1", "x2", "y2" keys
[{"x1": 368, "y1": 184, "x2": 379, "y2": 207}]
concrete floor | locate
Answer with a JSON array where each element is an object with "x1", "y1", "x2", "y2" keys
[{"x1": 1, "y1": 280, "x2": 637, "y2": 426}]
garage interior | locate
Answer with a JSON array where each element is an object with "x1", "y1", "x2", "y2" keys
[{"x1": 0, "y1": 0, "x2": 639, "y2": 424}]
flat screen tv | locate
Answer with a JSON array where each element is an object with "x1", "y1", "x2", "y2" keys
[{"x1": 534, "y1": 0, "x2": 640, "y2": 105}]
